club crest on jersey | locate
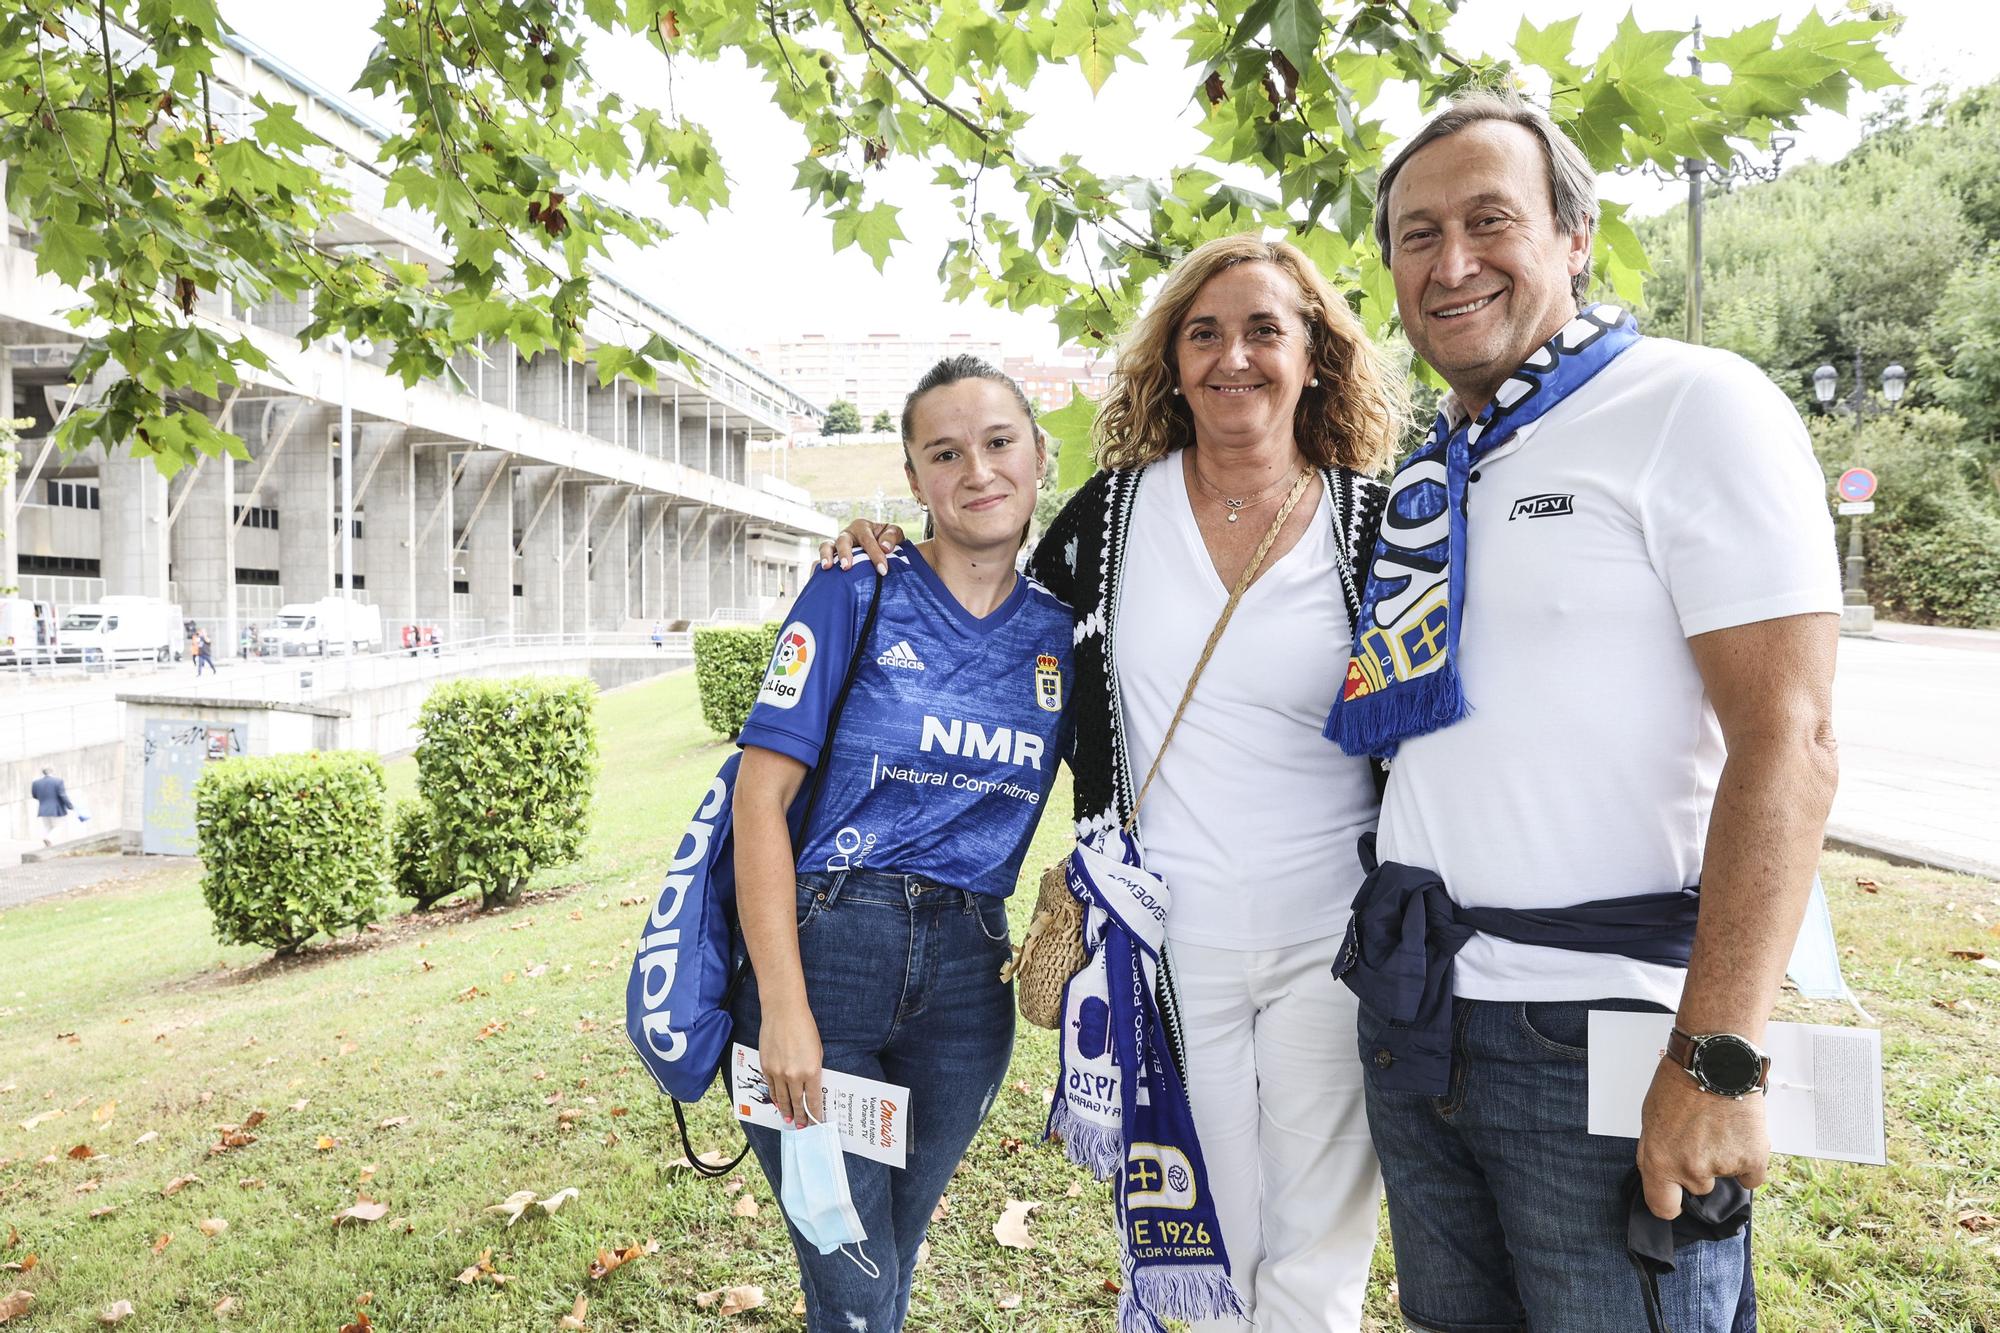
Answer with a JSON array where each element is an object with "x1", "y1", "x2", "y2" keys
[
  {"x1": 757, "y1": 621, "x2": 815, "y2": 709},
  {"x1": 1035, "y1": 654, "x2": 1063, "y2": 713}
]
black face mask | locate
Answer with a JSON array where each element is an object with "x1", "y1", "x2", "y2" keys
[{"x1": 1622, "y1": 1167, "x2": 1756, "y2": 1333}]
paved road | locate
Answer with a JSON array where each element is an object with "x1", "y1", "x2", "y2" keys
[
  {"x1": 0, "y1": 854, "x2": 180, "y2": 910},
  {"x1": 1830, "y1": 626, "x2": 2000, "y2": 878}
]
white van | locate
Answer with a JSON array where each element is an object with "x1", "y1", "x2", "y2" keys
[
  {"x1": 0, "y1": 597, "x2": 58, "y2": 665},
  {"x1": 56, "y1": 596, "x2": 183, "y2": 665},
  {"x1": 260, "y1": 597, "x2": 384, "y2": 656}
]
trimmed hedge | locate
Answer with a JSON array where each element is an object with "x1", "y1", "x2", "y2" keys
[
  {"x1": 390, "y1": 797, "x2": 453, "y2": 910},
  {"x1": 194, "y1": 751, "x2": 389, "y2": 954},
  {"x1": 414, "y1": 675, "x2": 599, "y2": 910},
  {"x1": 692, "y1": 621, "x2": 779, "y2": 739}
]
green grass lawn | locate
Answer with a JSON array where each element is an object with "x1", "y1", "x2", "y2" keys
[{"x1": 2, "y1": 671, "x2": 1997, "y2": 1330}]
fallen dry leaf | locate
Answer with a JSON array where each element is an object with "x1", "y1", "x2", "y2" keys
[
  {"x1": 1855, "y1": 877, "x2": 1880, "y2": 891},
  {"x1": 197, "y1": 1218, "x2": 228, "y2": 1238},
  {"x1": 213, "y1": 1295, "x2": 236, "y2": 1316},
  {"x1": 456, "y1": 1248, "x2": 513, "y2": 1286},
  {"x1": 587, "y1": 1239, "x2": 657, "y2": 1280},
  {"x1": 338, "y1": 1314, "x2": 373, "y2": 1333},
  {"x1": 376, "y1": 1116, "x2": 411, "y2": 1130},
  {"x1": 731, "y1": 1194, "x2": 760, "y2": 1218},
  {"x1": 132, "y1": 1131, "x2": 157, "y2": 1147},
  {"x1": 151, "y1": 1233, "x2": 171, "y2": 1255},
  {"x1": 332, "y1": 1198, "x2": 390, "y2": 1227},
  {"x1": 18, "y1": 1109, "x2": 63, "y2": 1132},
  {"x1": 0, "y1": 1258, "x2": 32, "y2": 1275},
  {"x1": 89, "y1": 1206, "x2": 118, "y2": 1219},
  {"x1": 486, "y1": 1191, "x2": 537, "y2": 1226},
  {"x1": 539, "y1": 1187, "x2": 580, "y2": 1217},
  {"x1": 996, "y1": 1292, "x2": 1022, "y2": 1310},
  {"x1": 98, "y1": 1299, "x2": 135, "y2": 1324},
  {"x1": 476, "y1": 1021, "x2": 508, "y2": 1041},
  {"x1": 67, "y1": 1143, "x2": 98, "y2": 1160},
  {"x1": 0, "y1": 1291, "x2": 31, "y2": 1322},
  {"x1": 1948, "y1": 949, "x2": 1989, "y2": 961},
  {"x1": 558, "y1": 1293, "x2": 589, "y2": 1330},
  {"x1": 316, "y1": 1136, "x2": 338, "y2": 1151},
  {"x1": 791, "y1": 1294, "x2": 807, "y2": 1316},
  {"x1": 238, "y1": 1177, "x2": 264, "y2": 1190},
  {"x1": 694, "y1": 1285, "x2": 766, "y2": 1316},
  {"x1": 92, "y1": 1100, "x2": 117, "y2": 1124},
  {"x1": 993, "y1": 1199, "x2": 1042, "y2": 1250},
  {"x1": 1066, "y1": 1179, "x2": 1085, "y2": 1198},
  {"x1": 75, "y1": 1179, "x2": 101, "y2": 1195},
  {"x1": 161, "y1": 1173, "x2": 201, "y2": 1197},
  {"x1": 242, "y1": 1110, "x2": 267, "y2": 1130},
  {"x1": 931, "y1": 1195, "x2": 951, "y2": 1222},
  {"x1": 1958, "y1": 1210, "x2": 1999, "y2": 1233}
]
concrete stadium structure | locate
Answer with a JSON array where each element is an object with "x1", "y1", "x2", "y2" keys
[{"x1": 0, "y1": 32, "x2": 833, "y2": 653}]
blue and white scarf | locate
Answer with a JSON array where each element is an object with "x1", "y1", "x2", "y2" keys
[
  {"x1": 1047, "y1": 832, "x2": 1246, "y2": 1333},
  {"x1": 1326, "y1": 305, "x2": 1642, "y2": 757}
]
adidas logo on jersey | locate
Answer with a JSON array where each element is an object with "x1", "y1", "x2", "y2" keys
[{"x1": 877, "y1": 640, "x2": 927, "y2": 671}]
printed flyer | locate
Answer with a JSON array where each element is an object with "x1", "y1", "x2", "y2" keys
[{"x1": 730, "y1": 1043, "x2": 910, "y2": 1168}]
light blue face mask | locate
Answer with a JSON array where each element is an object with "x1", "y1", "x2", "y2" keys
[{"x1": 779, "y1": 1109, "x2": 879, "y2": 1277}]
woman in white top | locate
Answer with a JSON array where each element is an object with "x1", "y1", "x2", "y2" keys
[{"x1": 830, "y1": 234, "x2": 1408, "y2": 1330}]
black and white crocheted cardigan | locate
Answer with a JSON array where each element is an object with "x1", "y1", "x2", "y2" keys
[{"x1": 1026, "y1": 460, "x2": 1390, "y2": 848}]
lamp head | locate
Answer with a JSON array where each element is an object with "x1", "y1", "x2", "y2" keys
[
  {"x1": 1812, "y1": 364, "x2": 1837, "y2": 406},
  {"x1": 1881, "y1": 363, "x2": 1907, "y2": 405}
]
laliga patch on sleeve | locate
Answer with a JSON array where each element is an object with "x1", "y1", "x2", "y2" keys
[{"x1": 757, "y1": 621, "x2": 816, "y2": 709}]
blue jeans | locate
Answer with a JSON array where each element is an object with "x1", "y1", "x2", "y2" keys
[
  {"x1": 1359, "y1": 997, "x2": 1752, "y2": 1333},
  {"x1": 730, "y1": 868, "x2": 1016, "y2": 1333}
]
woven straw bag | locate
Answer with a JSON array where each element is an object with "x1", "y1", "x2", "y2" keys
[{"x1": 999, "y1": 468, "x2": 1316, "y2": 1030}]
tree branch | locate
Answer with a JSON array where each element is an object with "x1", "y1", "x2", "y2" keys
[{"x1": 96, "y1": 0, "x2": 133, "y2": 180}]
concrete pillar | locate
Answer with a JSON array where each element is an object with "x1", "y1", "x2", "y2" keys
[
  {"x1": 590, "y1": 488, "x2": 631, "y2": 631},
  {"x1": 166, "y1": 447, "x2": 235, "y2": 638},
  {"x1": 708, "y1": 514, "x2": 738, "y2": 615},
  {"x1": 679, "y1": 412, "x2": 707, "y2": 477},
  {"x1": 679, "y1": 506, "x2": 713, "y2": 621},
  {"x1": 411, "y1": 444, "x2": 455, "y2": 630},
  {"x1": 273, "y1": 404, "x2": 334, "y2": 602},
  {"x1": 560, "y1": 481, "x2": 590, "y2": 636},
  {"x1": 456, "y1": 452, "x2": 514, "y2": 640},
  {"x1": 1, "y1": 351, "x2": 17, "y2": 594},
  {"x1": 514, "y1": 466, "x2": 564, "y2": 637},
  {"x1": 98, "y1": 450, "x2": 172, "y2": 600},
  {"x1": 360, "y1": 434, "x2": 416, "y2": 639}
]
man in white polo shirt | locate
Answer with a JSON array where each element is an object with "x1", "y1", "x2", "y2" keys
[{"x1": 1326, "y1": 90, "x2": 1840, "y2": 1332}]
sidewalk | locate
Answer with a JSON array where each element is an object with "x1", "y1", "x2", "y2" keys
[{"x1": 1830, "y1": 623, "x2": 2000, "y2": 879}]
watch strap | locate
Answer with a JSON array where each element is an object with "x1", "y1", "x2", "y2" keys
[{"x1": 1667, "y1": 1026, "x2": 1772, "y2": 1096}]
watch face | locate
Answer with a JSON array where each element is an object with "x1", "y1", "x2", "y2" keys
[{"x1": 1694, "y1": 1035, "x2": 1763, "y2": 1094}]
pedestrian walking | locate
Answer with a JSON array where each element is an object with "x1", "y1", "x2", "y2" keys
[
  {"x1": 30, "y1": 767, "x2": 74, "y2": 848},
  {"x1": 650, "y1": 620, "x2": 665, "y2": 651},
  {"x1": 193, "y1": 627, "x2": 216, "y2": 676}
]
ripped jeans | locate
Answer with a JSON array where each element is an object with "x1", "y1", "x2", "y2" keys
[{"x1": 731, "y1": 868, "x2": 1017, "y2": 1333}]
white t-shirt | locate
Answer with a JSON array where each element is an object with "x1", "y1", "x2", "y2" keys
[
  {"x1": 1116, "y1": 456, "x2": 1381, "y2": 951},
  {"x1": 1376, "y1": 337, "x2": 1842, "y2": 1009}
]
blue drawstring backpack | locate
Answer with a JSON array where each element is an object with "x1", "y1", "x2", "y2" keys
[{"x1": 625, "y1": 575, "x2": 881, "y2": 1173}]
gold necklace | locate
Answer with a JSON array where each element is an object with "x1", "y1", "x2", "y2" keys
[{"x1": 1189, "y1": 457, "x2": 1306, "y2": 523}]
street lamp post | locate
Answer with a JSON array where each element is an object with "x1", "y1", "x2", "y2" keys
[
  {"x1": 1620, "y1": 20, "x2": 1792, "y2": 345},
  {"x1": 1813, "y1": 357, "x2": 1906, "y2": 636}
]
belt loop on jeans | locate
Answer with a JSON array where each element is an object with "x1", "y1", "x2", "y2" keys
[{"x1": 824, "y1": 867, "x2": 849, "y2": 907}]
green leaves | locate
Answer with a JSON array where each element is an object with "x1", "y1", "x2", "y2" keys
[
  {"x1": 37, "y1": 220, "x2": 110, "y2": 288},
  {"x1": 1043, "y1": 388, "x2": 1101, "y2": 490},
  {"x1": 831, "y1": 201, "x2": 907, "y2": 271}
]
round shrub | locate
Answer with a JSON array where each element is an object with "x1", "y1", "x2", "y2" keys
[
  {"x1": 194, "y1": 751, "x2": 389, "y2": 955},
  {"x1": 414, "y1": 675, "x2": 599, "y2": 910},
  {"x1": 692, "y1": 622, "x2": 779, "y2": 739}
]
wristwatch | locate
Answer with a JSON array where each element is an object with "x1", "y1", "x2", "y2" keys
[{"x1": 1665, "y1": 1028, "x2": 1771, "y2": 1099}]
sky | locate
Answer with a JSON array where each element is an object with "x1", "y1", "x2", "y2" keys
[{"x1": 220, "y1": 1, "x2": 2000, "y2": 360}]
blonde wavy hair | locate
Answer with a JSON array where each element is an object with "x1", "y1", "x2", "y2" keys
[{"x1": 1094, "y1": 233, "x2": 1409, "y2": 475}]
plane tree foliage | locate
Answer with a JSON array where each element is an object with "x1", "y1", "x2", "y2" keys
[{"x1": 0, "y1": 0, "x2": 1899, "y2": 476}]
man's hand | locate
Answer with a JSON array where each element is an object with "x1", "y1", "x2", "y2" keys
[
  {"x1": 1635, "y1": 1057, "x2": 1770, "y2": 1219},
  {"x1": 816, "y1": 520, "x2": 906, "y2": 574}
]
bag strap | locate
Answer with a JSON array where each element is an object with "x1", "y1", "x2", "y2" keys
[
  {"x1": 1126, "y1": 468, "x2": 1313, "y2": 831},
  {"x1": 798, "y1": 570, "x2": 886, "y2": 837}
]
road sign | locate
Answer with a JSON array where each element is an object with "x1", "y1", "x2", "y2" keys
[
  {"x1": 1838, "y1": 468, "x2": 1878, "y2": 503},
  {"x1": 1838, "y1": 501, "x2": 1876, "y2": 516}
]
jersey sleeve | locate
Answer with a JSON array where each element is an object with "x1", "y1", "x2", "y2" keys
[
  {"x1": 737, "y1": 566, "x2": 863, "y2": 769},
  {"x1": 1636, "y1": 354, "x2": 1842, "y2": 639}
]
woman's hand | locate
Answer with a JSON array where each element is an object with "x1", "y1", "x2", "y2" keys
[
  {"x1": 759, "y1": 999, "x2": 825, "y2": 1127},
  {"x1": 817, "y1": 520, "x2": 907, "y2": 574}
]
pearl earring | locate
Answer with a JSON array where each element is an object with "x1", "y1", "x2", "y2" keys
[
  {"x1": 1309, "y1": 377, "x2": 1320, "y2": 388},
  {"x1": 1171, "y1": 386, "x2": 1181, "y2": 396}
]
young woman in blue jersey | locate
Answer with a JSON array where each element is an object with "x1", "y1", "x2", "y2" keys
[{"x1": 730, "y1": 356, "x2": 1072, "y2": 1332}]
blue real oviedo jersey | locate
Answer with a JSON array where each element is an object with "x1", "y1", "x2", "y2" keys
[{"x1": 738, "y1": 547, "x2": 1073, "y2": 899}]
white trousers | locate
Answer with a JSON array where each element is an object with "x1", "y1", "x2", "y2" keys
[{"x1": 1171, "y1": 933, "x2": 1381, "y2": 1333}]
